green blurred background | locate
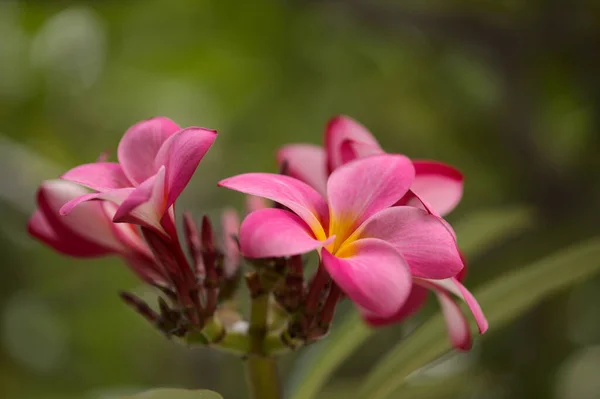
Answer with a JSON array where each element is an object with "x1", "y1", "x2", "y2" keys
[{"x1": 2, "y1": 0, "x2": 600, "y2": 398}]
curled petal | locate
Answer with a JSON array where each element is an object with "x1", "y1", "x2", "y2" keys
[
  {"x1": 435, "y1": 290, "x2": 472, "y2": 351},
  {"x1": 277, "y1": 144, "x2": 328, "y2": 196},
  {"x1": 35, "y1": 180, "x2": 126, "y2": 254},
  {"x1": 113, "y1": 166, "x2": 167, "y2": 233},
  {"x1": 219, "y1": 173, "x2": 329, "y2": 240},
  {"x1": 325, "y1": 115, "x2": 383, "y2": 172},
  {"x1": 154, "y1": 127, "x2": 217, "y2": 208},
  {"x1": 28, "y1": 210, "x2": 109, "y2": 257},
  {"x1": 362, "y1": 284, "x2": 429, "y2": 327},
  {"x1": 327, "y1": 155, "x2": 415, "y2": 241},
  {"x1": 117, "y1": 117, "x2": 180, "y2": 185},
  {"x1": 240, "y1": 208, "x2": 332, "y2": 259},
  {"x1": 322, "y1": 238, "x2": 412, "y2": 317},
  {"x1": 409, "y1": 161, "x2": 464, "y2": 217},
  {"x1": 419, "y1": 277, "x2": 488, "y2": 334},
  {"x1": 60, "y1": 188, "x2": 134, "y2": 216},
  {"x1": 352, "y1": 207, "x2": 463, "y2": 279},
  {"x1": 61, "y1": 162, "x2": 131, "y2": 191}
]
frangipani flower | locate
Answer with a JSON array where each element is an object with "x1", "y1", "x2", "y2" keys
[
  {"x1": 277, "y1": 116, "x2": 487, "y2": 349},
  {"x1": 278, "y1": 115, "x2": 463, "y2": 217},
  {"x1": 59, "y1": 117, "x2": 217, "y2": 236},
  {"x1": 28, "y1": 180, "x2": 166, "y2": 285},
  {"x1": 219, "y1": 154, "x2": 465, "y2": 318}
]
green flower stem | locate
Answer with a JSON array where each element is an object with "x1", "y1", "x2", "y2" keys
[{"x1": 245, "y1": 270, "x2": 283, "y2": 399}]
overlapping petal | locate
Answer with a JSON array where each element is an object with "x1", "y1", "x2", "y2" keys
[
  {"x1": 218, "y1": 173, "x2": 329, "y2": 240},
  {"x1": 113, "y1": 166, "x2": 167, "y2": 232},
  {"x1": 435, "y1": 290, "x2": 472, "y2": 350},
  {"x1": 325, "y1": 115, "x2": 383, "y2": 172},
  {"x1": 322, "y1": 238, "x2": 411, "y2": 317},
  {"x1": 351, "y1": 207, "x2": 463, "y2": 279},
  {"x1": 61, "y1": 162, "x2": 131, "y2": 191},
  {"x1": 409, "y1": 161, "x2": 464, "y2": 217},
  {"x1": 154, "y1": 127, "x2": 217, "y2": 208},
  {"x1": 33, "y1": 180, "x2": 127, "y2": 255},
  {"x1": 362, "y1": 284, "x2": 429, "y2": 326},
  {"x1": 239, "y1": 208, "x2": 332, "y2": 258},
  {"x1": 277, "y1": 144, "x2": 328, "y2": 196},
  {"x1": 117, "y1": 117, "x2": 180, "y2": 185},
  {"x1": 421, "y1": 277, "x2": 488, "y2": 334},
  {"x1": 327, "y1": 155, "x2": 415, "y2": 243}
]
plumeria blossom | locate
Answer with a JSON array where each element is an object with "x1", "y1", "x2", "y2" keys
[
  {"x1": 27, "y1": 180, "x2": 166, "y2": 285},
  {"x1": 277, "y1": 115, "x2": 463, "y2": 217},
  {"x1": 276, "y1": 115, "x2": 487, "y2": 349},
  {"x1": 219, "y1": 154, "x2": 467, "y2": 320},
  {"x1": 58, "y1": 117, "x2": 217, "y2": 237}
]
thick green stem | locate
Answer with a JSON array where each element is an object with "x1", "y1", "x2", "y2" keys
[
  {"x1": 245, "y1": 271, "x2": 282, "y2": 399},
  {"x1": 245, "y1": 356, "x2": 280, "y2": 399}
]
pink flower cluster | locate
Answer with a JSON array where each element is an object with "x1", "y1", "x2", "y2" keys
[{"x1": 28, "y1": 115, "x2": 487, "y2": 350}]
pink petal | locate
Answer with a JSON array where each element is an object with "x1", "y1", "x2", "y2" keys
[
  {"x1": 239, "y1": 208, "x2": 332, "y2": 258},
  {"x1": 351, "y1": 207, "x2": 463, "y2": 279},
  {"x1": 61, "y1": 162, "x2": 131, "y2": 191},
  {"x1": 325, "y1": 115, "x2": 383, "y2": 172},
  {"x1": 277, "y1": 144, "x2": 328, "y2": 196},
  {"x1": 221, "y1": 208, "x2": 240, "y2": 277},
  {"x1": 36, "y1": 180, "x2": 126, "y2": 254},
  {"x1": 154, "y1": 127, "x2": 217, "y2": 208},
  {"x1": 327, "y1": 154, "x2": 415, "y2": 242},
  {"x1": 434, "y1": 290, "x2": 472, "y2": 351},
  {"x1": 113, "y1": 166, "x2": 168, "y2": 233},
  {"x1": 420, "y1": 277, "x2": 488, "y2": 334},
  {"x1": 362, "y1": 284, "x2": 429, "y2": 327},
  {"x1": 409, "y1": 160, "x2": 464, "y2": 217},
  {"x1": 321, "y1": 238, "x2": 412, "y2": 317},
  {"x1": 117, "y1": 117, "x2": 180, "y2": 185},
  {"x1": 59, "y1": 188, "x2": 134, "y2": 216},
  {"x1": 27, "y1": 209, "x2": 110, "y2": 257},
  {"x1": 218, "y1": 173, "x2": 329, "y2": 240},
  {"x1": 102, "y1": 202, "x2": 152, "y2": 258}
]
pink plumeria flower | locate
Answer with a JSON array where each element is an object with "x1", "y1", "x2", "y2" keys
[
  {"x1": 277, "y1": 115, "x2": 463, "y2": 217},
  {"x1": 28, "y1": 180, "x2": 167, "y2": 285},
  {"x1": 59, "y1": 117, "x2": 217, "y2": 237},
  {"x1": 219, "y1": 154, "x2": 466, "y2": 319},
  {"x1": 276, "y1": 116, "x2": 487, "y2": 350}
]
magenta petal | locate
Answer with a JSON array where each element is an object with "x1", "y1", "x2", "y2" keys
[
  {"x1": 410, "y1": 161, "x2": 464, "y2": 217},
  {"x1": 60, "y1": 188, "x2": 135, "y2": 216},
  {"x1": 421, "y1": 277, "x2": 488, "y2": 334},
  {"x1": 362, "y1": 284, "x2": 429, "y2": 327},
  {"x1": 435, "y1": 290, "x2": 472, "y2": 351},
  {"x1": 327, "y1": 154, "x2": 415, "y2": 233},
  {"x1": 28, "y1": 210, "x2": 109, "y2": 257},
  {"x1": 352, "y1": 206, "x2": 463, "y2": 279},
  {"x1": 61, "y1": 162, "x2": 131, "y2": 191},
  {"x1": 277, "y1": 144, "x2": 328, "y2": 196},
  {"x1": 117, "y1": 117, "x2": 180, "y2": 185},
  {"x1": 35, "y1": 180, "x2": 125, "y2": 255},
  {"x1": 325, "y1": 115, "x2": 383, "y2": 172},
  {"x1": 113, "y1": 167, "x2": 167, "y2": 233},
  {"x1": 239, "y1": 208, "x2": 332, "y2": 258},
  {"x1": 322, "y1": 238, "x2": 412, "y2": 317},
  {"x1": 154, "y1": 126, "x2": 217, "y2": 208},
  {"x1": 219, "y1": 173, "x2": 329, "y2": 239}
]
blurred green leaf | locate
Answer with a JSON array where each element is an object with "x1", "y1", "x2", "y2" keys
[
  {"x1": 359, "y1": 236, "x2": 600, "y2": 399},
  {"x1": 122, "y1": 389, "x2": 223, "y2": 399},
  {"x1": 288, "y1": 206, "x2": 533, "y2": 399}
]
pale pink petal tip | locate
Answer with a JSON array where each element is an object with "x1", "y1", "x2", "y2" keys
[{"x1": 277, "y1": 144, "x2": 328, "y2": 196}]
